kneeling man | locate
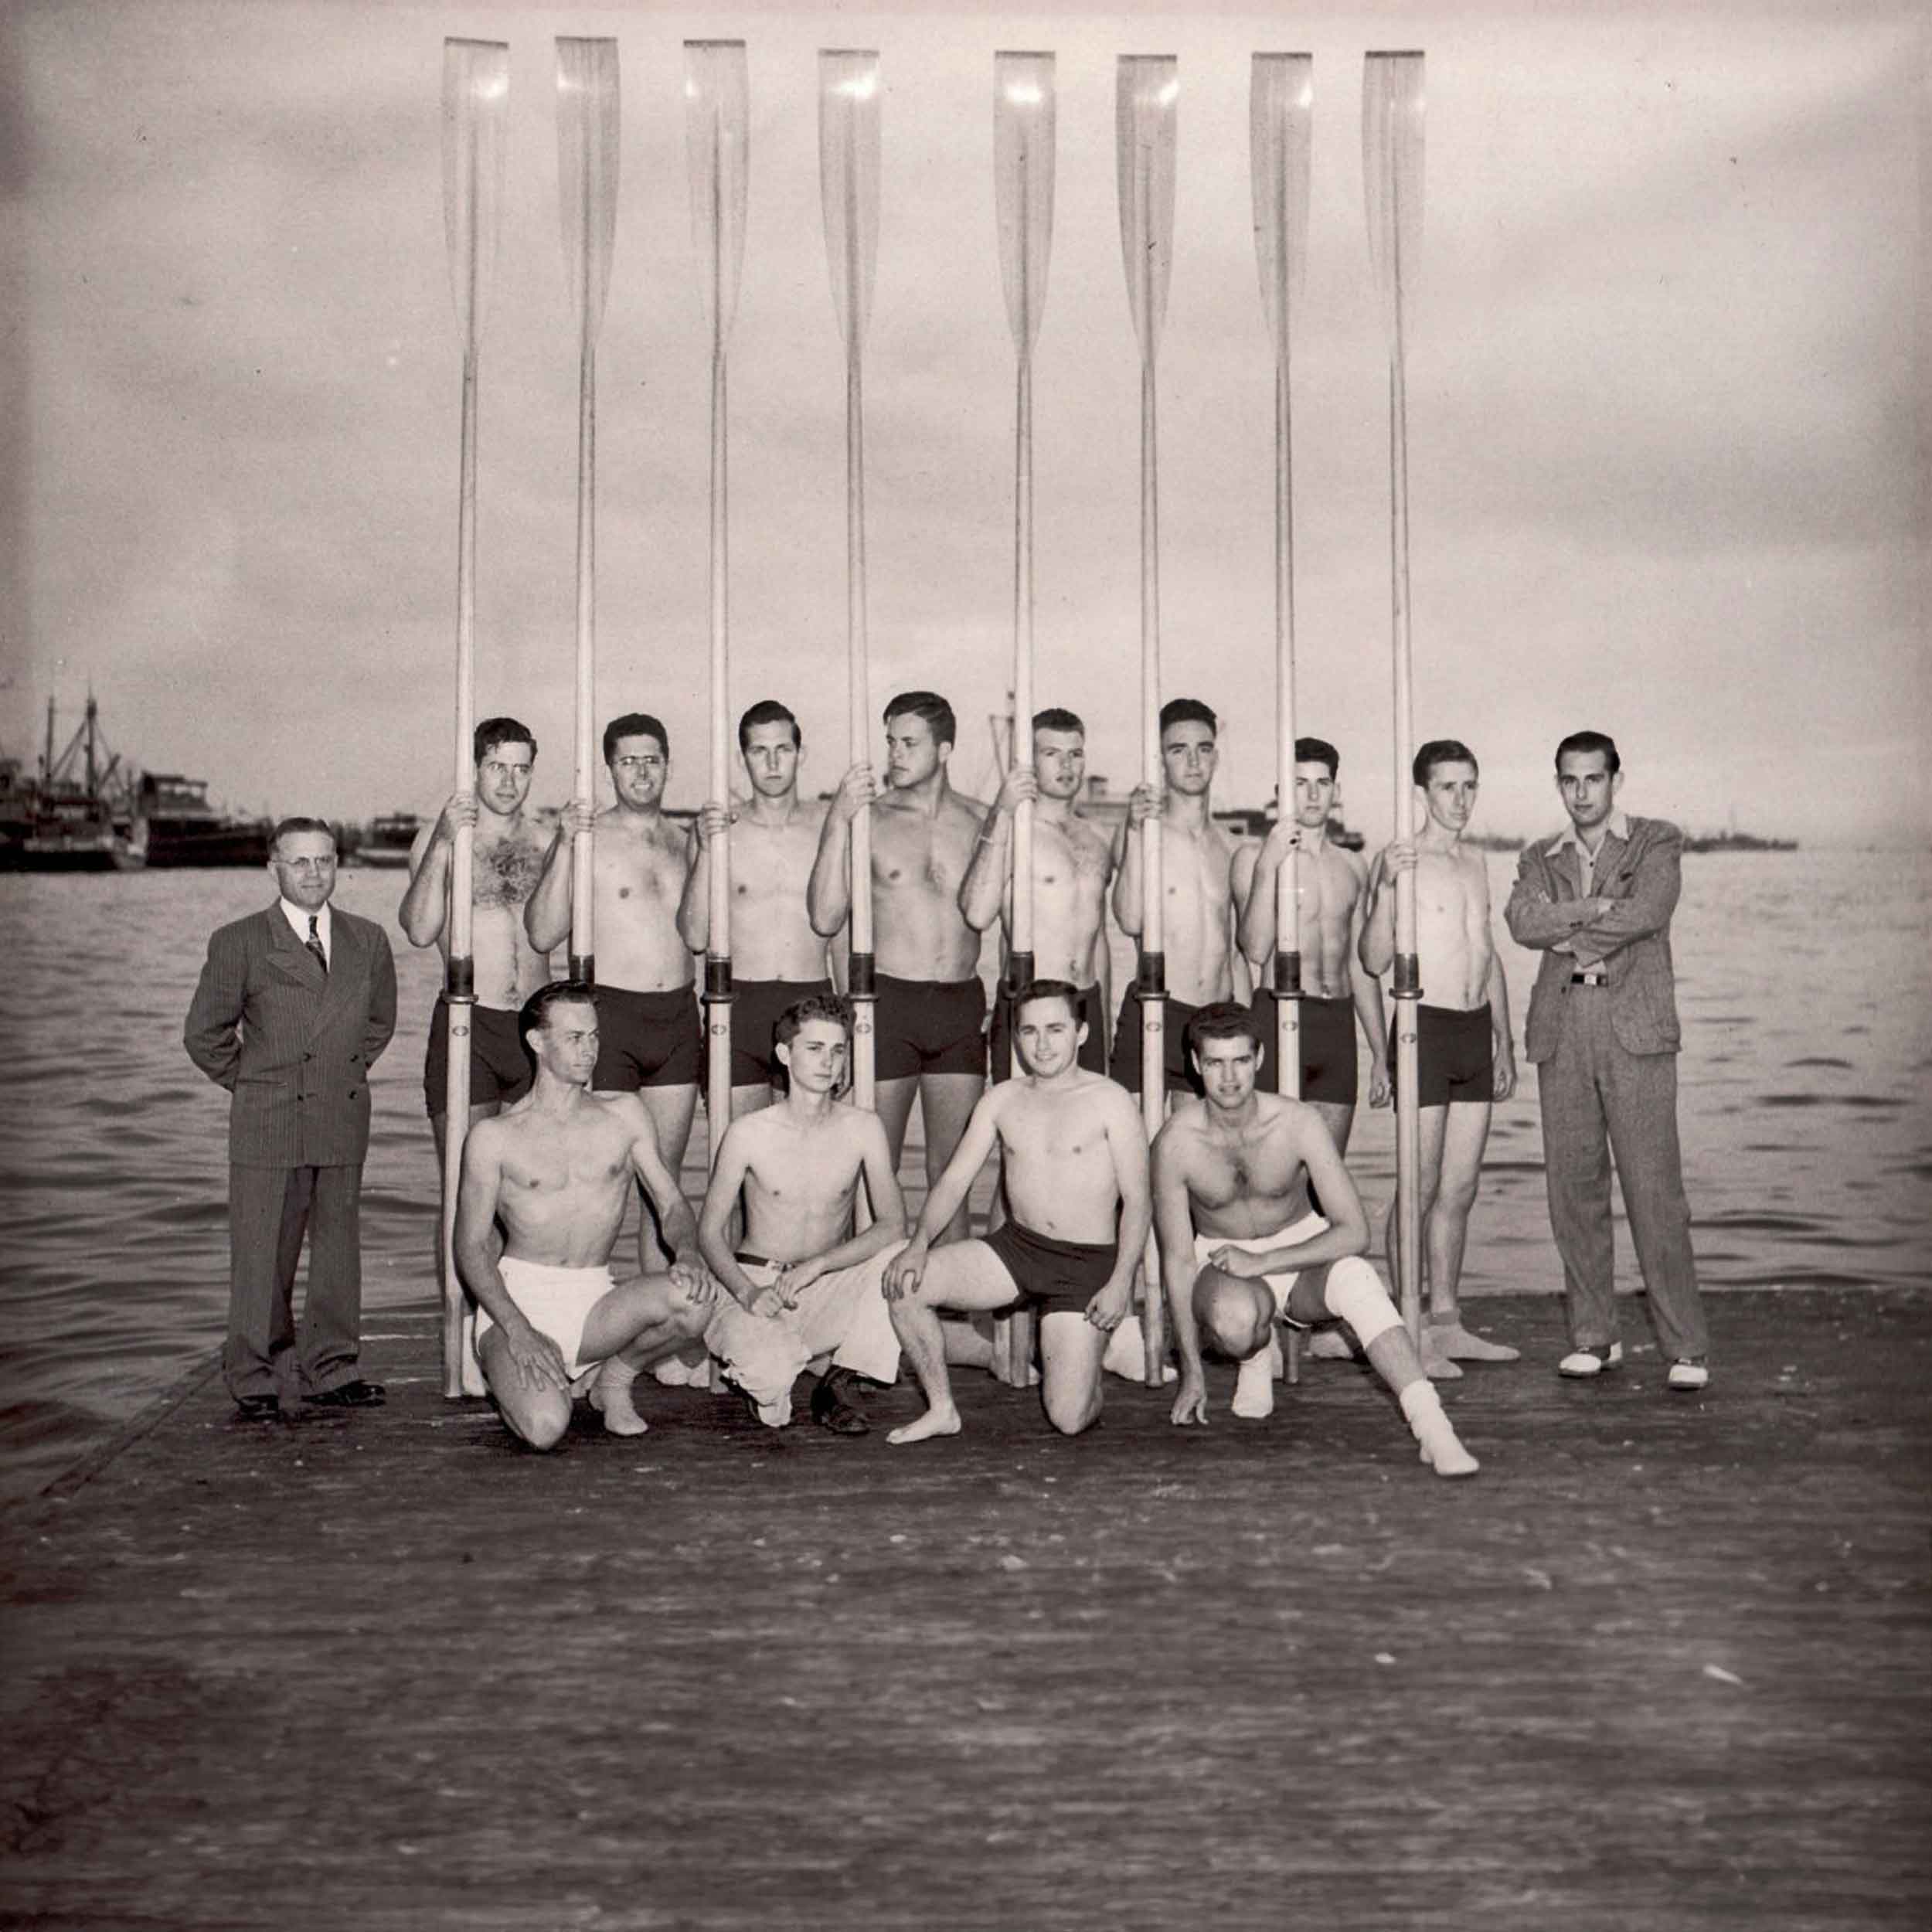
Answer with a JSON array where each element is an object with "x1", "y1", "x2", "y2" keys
[
  {"x1": 454, "y1": 981, "x2": 719, "y2": 1450},
  {"x1": 1154, "y1": 1002, "x2": 1478, "y2": 1478},
  {"x1": 698, "y1": 994, "x2": 908, "y2": 1432},
  {"x1": 883, "y1": 980, "x2": 1149, "y2": 1442}
]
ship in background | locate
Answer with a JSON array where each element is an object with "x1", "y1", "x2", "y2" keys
[{"x1": 1, "y1": 696, "x2": 271, "y2": 872}]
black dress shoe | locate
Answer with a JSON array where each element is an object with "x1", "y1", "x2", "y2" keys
[
  {"x1": 810, "y1": 1367, "x2": 869, "y2": 1436},
  {"x1": 234, "y1": 1394, "x2": 279, "y2": 1420},
  {"x1": 308, "y1": 1378, "x2": 386, "y2": 1409}
]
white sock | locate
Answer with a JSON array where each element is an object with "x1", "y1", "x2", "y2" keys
[
  {"x1": 1231, "y1": 1345, "x2": 1276, "y2": 1419},
  {"x1": 590, "y1": 1357, "x2": 649, "y2": 1436},
  {"x1": 1399, "y1": 1379, "x2": 1478, "y2": 1476}
]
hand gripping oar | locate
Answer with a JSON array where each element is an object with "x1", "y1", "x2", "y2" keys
[
  {"x1": 1363, "y1": 51, "x2": 1427, "y2": 1345},
  {"x1": 819, "y1": 49, "x2": 882, "y2": 1108},
  {"x1": 685, "y1": 40, "x2": 750, "y2": 1156},
  {"x1": 1251, "y1": 53, "x2": 1312, "y2": 1104},
  {"x1": 994, "y1": 49, "x2": 1056, "y2": 1390},
  {"x1": 439, "y1": 38, "x2": 508, "y2": 1399},
  {"x1": 1116, "y1": 54, "x2": 1177, "y2": 1385},
  {"x1": 556, "y1": 37, "x2": 620, "y2": 984}
]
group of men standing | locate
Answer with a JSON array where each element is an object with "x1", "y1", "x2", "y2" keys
[{"x1": 183, "y1": 687, "x2": 1709, "y2": 1458}]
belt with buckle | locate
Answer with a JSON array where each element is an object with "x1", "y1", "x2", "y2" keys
[{"x1": 1570, "y1": 970, "x2": 1608, "y2": 987}]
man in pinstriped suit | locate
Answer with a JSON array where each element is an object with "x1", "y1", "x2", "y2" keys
[{"x1": 185, "y1": 817, "x2": 399, "y2": 1417}]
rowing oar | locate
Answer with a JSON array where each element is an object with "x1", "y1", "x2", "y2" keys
[
  {"x1": 685, "y1": 40, "x2": 750, "y2": 1157},
  {"x1": 994, "y1": 49, "x2": 1056, "y2": 1392},
  {"x1": 438, "y1": 37, "x2": 508, "y2": 1400},
  {"x1": 1363, "y1": 50, "x2": 1427, "y2": 1346},
  {"x1": 556, "y1": 37, "x2": 619, "y2": 985},
  {"x1": 1116, "y1": 53, "x2": 1178, "y2": 1385},
  {"x1": 819, "y1": 49, "x2": 882, "y2": 1108},
  {"x1": 1251, "y1": 53, "x2": 1312, "y2": 1105}
]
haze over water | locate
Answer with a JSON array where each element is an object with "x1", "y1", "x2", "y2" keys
[{"x1": 2, "y1": 846, "x2": 1926, "y2": 1505}]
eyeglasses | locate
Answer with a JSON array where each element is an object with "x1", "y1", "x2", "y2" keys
[{"x1": 613, "y1": 757, "x2": 665, "y2": 774}]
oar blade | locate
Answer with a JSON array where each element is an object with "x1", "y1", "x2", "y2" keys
[
  {"x1": 684, "y1": 39, "x2": 750, "y2": 349},
  {"x1": 994, "y1": 51, "x2": 1056, "y2": 359},
  {"x1": 557, "y1": 36, "x2": 621, "y2": 344},
  {"x1": 441, "y1": 39, "x2": 509, "y2": 347},
  {"x1": 1362, "y1": 51, "x2": 1425, "y2": 351},
  {"x1": 1250, "y1": 53, "x2": 1312, "y2": 364},
  {"x1": 818, "y1": 49, "x2": 881, "y2": 352},
  {"x1": 1115, "y1": 55, "x2": 1178, "y2": 366}
]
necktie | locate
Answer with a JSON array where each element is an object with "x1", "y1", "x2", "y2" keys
[{"x1": 305, "y1": 915, "x2": 328, "y2": 976}]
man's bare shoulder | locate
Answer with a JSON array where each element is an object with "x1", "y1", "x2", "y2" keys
[
  {"x1": 1065, "y1": 812, "x2": 1114, "y2": 861},
  {"x1": 1151, "y1": 1095, "x2": 1213, "y2": 1159}
]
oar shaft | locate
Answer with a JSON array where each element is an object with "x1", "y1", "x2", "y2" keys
[
  {"x1": 1389, "y1": 337, "x2": 1423, "y2": 1345},
  {"x1": 1011, "y1": 356, "x2": 1035, "y2": 975},
  {"x1": 845, "y1": 342, "x2": 876, "y2": 1108},
  {"x1": 1137, "y1": 349, "x2": 1166, "y2": 1383},
  {"x1": 1273, "y1": 359, "x2": 1301, "y2": 1094},
  {"x1": 570, "y1": 339, "x2": 597, "y2": 981},
  {"x1": 706, "y1": 343, "x2": 733, "y2": 1141}
]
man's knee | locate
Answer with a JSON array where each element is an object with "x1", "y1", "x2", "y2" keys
[
  {"x1": 1043, "y1": 1381, "x2": 1101, "y2": 1435},
  {"x1": 498, "y1": 1385, "x2": 572, "y2": 1451},
  {"x1": 1321, "y1": 1256, "x2": 1400, "y2": 1349}
]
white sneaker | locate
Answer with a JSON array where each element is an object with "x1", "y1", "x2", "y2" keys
[
  {"x1": 1666, "y1": 1357, "x2": 1710, "y2": 1393},
  {"x1": 1557, "y1": 1342, "x2": 1624, "y2": 1378}
]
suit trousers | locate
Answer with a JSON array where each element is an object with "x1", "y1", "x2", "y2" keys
[
  {"x1": 1537, "y1": 988, "x2": 1707, "y2": 1360},
  {"x1": 225, "y1": 1162, "x2": 364, "y2": 1400}
]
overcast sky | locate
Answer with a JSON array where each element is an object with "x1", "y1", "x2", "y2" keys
[{"x1": 2, "y1": 1, "x2": 1923, "y2": 845}]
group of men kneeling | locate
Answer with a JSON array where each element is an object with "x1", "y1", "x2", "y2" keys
[{"x1": 458, "y1": 978, "x2": 1480, "y2": 1479}]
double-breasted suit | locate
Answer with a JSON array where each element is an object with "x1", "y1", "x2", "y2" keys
[
  {"x1": 185, "y1": 903, "x2": 398, "y2": 1400},
  {"x1": 1505, "y1": 815, "x2": 1707, "y2": 1361}
]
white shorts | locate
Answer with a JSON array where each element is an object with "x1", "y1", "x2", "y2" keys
[
  {"x1": 704, "y1": 1242, "x2": 906, "y2": 1425},
  {"x1": 475, "y1": 1257, "x2": 613, "y2": 1394},
  {"x1": 1196, "y1": 1213, "x2": 1327, "y2": 1329}
]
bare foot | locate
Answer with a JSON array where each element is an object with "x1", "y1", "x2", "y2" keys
[
  {"x1": 887, "y1": 1404, "x2": 962, "y2": 1446},
  {"x1": 1428, "y1": 1319, "x2": 1519, "y2": 1364},
  {"x1": 1414, "y1": 1414, "x2": 1480, "y2": 1478},
  {"x1": 589, "y1": 1370, "x2": 650, "y2": 1437}
]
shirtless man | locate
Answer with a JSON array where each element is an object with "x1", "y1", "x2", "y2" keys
[
  {"x1": 697, "y1": 994, "x2": 908, "y2": 1434},
  {"x1": 1360, "y1": 739, "x2": 1519, "y2": 1373},
  {"x1": 882, "y1": 981, "x2": 1151, "y2": 1442},
  {"x1": 679, "y1": 700, "x2": 834, "y2": 1117},
  {"x1": 1151, "y1": 1002, "x2": 1478, "y2": 1476},
  {"x1": 401, "y1": 716, "x2": 555, "y2": 1162},
  {"x1": 1234, "y1": 736, "x2": 1389, "y2": 1152},
  {"x1": 453, "y1": 981, "x2": 720, "y2": 1451},
  {"x1": 809, "y1": 691, "x2": 989, "y2": 1242},
  {"x1": 960, "y1": 706, "x2": 1114, "y2": 1080},
  {"x1": 526, "y1": 713, "x2": 702, "y2": 1205},
  {"x1": 1111, "y1": 698, "x2": 1249, "y2": 1100}
]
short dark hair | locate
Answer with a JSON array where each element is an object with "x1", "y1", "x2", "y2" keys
[
  {"x1": 1185, "y1": 1000, "x2": 1263, "y2": 1059},
  {"x1": 475, "y1": 716, "x2": 536, "y2": 764},
  {"x1": 774, "y1": 992, "x2": 853, "y2": 1050},
  {"x1": 1160, "y1": 698, "x2": 1217, "y2": 737},
  {"x1": 1012, "y1": 978, "x2": 1082, "y2": 1025},
  {"x1": 1555, "y1": 729, "x2": 1621, "y2": 777},
  {"x1": 1294, "y1": 736, "x2": 1339, "y2": 778},
  {"x1": 604, "y1": 713, "x2": 668, "y2": 763},
  {"x1": 1032, "y1": 707, "x2": 1085, "y2": 737},
  {"x1": 519, "y1": 979, "x2": 597, "y2": 1055},
  {"x1": 883, "y1": 691, "x2": 956, "y2": 750},
  {"x1": 738, "y1": 700, "x2": 801, "y2": 753},
  {"x1": 270, "y1": 816, "x2": 334, "y2": 855},
  {"x1": 1413, "y1": 739, "x2": 1478, "y2": 786}
]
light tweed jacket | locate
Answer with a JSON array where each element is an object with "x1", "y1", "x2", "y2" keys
[
  {"x1": 1503, "y1": 815, "x2": 1685, "y2": 1063},
  {"x1": 184, "y1": 904, "x2": 398, "y2": 1168}
]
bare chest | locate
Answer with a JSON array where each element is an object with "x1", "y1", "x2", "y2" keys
[
  {"x1": 473, "y1": 833, "x2": 548, "y2": 910},
  {"x1": 873, "y1": 810, "x2": 974, "y2": 902}
]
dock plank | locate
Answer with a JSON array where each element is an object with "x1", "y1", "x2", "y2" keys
[{"x1": 3, "y1": 1289, "x2": 1929, "y2": 1929}]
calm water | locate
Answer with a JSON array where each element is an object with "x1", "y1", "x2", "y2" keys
[{"x1": 2, "y1": 849, "x2": 1927, "y2": 1504}]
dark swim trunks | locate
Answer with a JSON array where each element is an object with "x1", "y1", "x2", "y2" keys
[
  {"x1": 981, "y1": 1219, "x2": 1120, "y2": 1315},
  {"x1": 592, "y1": 985, "x2": 702, "y2": 1091},
  {"x1": 726, "y1": 978, "x2": 835, "y2": 1089},
  {"x1": 1252, "y1": 990, "x2": 1359, "y2": 1104},
  {"x1": 1392, "y1": 1002, "x2": 1494, "y2": 1108},
  {"x1": 423, "y1": 997, "x2": 532, "y2": 1119},
  {"x1": 989, "y1": 982, "x2": 1109, "y2": 1083},
  {"x1": 1107, "y1": 989, "x2": 1202, "y2": 1097},
  {"x1": 873, "y1": 973, "x2": 987, "y2": 1082}
]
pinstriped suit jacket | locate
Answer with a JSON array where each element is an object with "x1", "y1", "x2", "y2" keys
[{"x1": 183, "y1": 904, "x2": 398, "y2": 1168}]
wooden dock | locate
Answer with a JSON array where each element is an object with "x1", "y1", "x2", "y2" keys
[{"x1": 4, "y1": 1287, "x2": 1929, "y2": 1928}]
